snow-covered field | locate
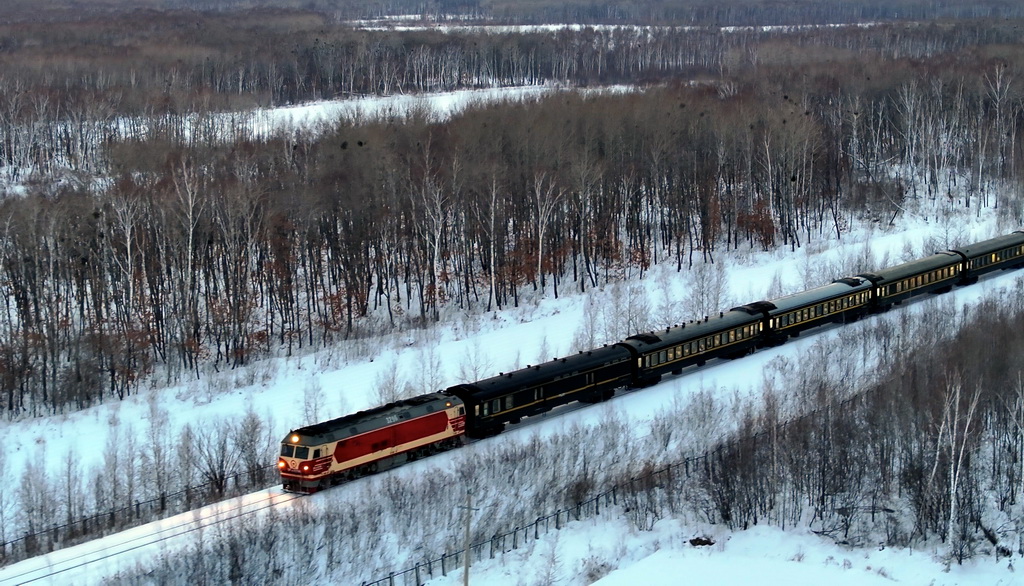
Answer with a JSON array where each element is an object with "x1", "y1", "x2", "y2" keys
[
  {"x1": 1, "y1": 87, "x2": 1023, "y2": 584},
  {"x1": 436, "y1": 520, "x2": 1023, "y2": 586}
]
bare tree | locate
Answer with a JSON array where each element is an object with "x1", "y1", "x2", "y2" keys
[
  {"x1": 191, "y1": 422, "x2": 242, "y2": 498},
  {"x1": 373, "y1": 357, "x2": 405, "y2": 405},
  {"x1": 684, "y1": 260, "x2": 728, "y2": 322},
  {"x1": 234, "y1": 406, "x2": 275, "y2": 488},
  {"x1": 929, "y1": 372, "x2": 981, "y2": 557},
  {"x1": 302, "y1": 376, "x2": 325, "y2": 425},
  {"x1": 456, "y1": 340, "x2": 494, "y2": 383},
  {"x1": 532, "y1": 171, "x2": 563, "y2": 293}
]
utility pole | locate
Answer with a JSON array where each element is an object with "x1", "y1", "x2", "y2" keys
[{"x1": 461, "y1": 489, "x2": 477, "y2": 586}]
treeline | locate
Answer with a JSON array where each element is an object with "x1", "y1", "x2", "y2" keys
[
  {"x1": 3, "y1": 23, "x2": 1024, "y2": 417},
  {"x1": 11, "y1": 0, "x2": 1024, "y2": 27},
  {"x1": 1, "y1": 12, "x2": 1022, "y2": 117}
]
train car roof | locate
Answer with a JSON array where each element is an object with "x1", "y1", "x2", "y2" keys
[
  {"x1": 858, "y1": 251, "x2": 960, "y2": 284},
  {"x1": 765, "y1": 277, "x2": 872, "y2": 314},
  {"x1": 285, "y1": 391, "x2": 455, "y2": 445},
  {"x1": 951, "y1": 231, "x2": 1024, "y2": 259},
  {"x1": 449, "y1": 344, "x2": 632, "y2": 402},
  {"x1": 618, "y1": 309, "x2": 761, "y2": 354}
]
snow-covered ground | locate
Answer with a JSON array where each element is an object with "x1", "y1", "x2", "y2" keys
[
  {"x1": 1, "y1": 87, "x2": 1023, "y2": 584},
  {"x1": 2, "y1": 204, "x2": 1020, "y2": 584},
  {"x1": 428, "y1": 520, "x2": 1024, "y2": 586},
  {"x1": 109, "y1": 85, "x2": 636, "y2": 146},
  {"x1": 345, "y1": 20, "x2": 883, "y2": 35}
]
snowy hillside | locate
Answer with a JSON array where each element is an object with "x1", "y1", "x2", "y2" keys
[{"x1": 1, "y1": 85, "x2": 1024, "y2": 584}]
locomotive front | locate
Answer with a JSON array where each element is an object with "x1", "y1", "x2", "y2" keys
[{"x1": 279, "y1": 392, "x2": 466, "y2": 493}]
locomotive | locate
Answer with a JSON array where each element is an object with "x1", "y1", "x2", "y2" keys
[{"x1": 280, "y1": 231, "x2": 1024, "y2": 493}]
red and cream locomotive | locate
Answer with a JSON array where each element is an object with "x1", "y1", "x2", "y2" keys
[{"x1": 279, "y1": 392, "x2": 465, "y2": 493}]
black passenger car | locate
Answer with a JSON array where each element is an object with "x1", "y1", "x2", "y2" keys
[
  {"x1": 858, "y1": 251, "x2": 962, "y2": 308},
  {"x1": 952, "y1": 231, "x2": 1024, "y2": 282},
  {"x1": 758, "y1": 277, "x2": 873, "y2": 342},
  {"x1": 447, "y1": 345, "x2": 633, "y2": 438},
  {"x1": 618, "y1": 309, "x2": 764, "y2": 386}
]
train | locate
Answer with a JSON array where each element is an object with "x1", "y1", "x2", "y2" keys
[{"x1": 278, "y1": 230, "x2": 1024, "y2": 493}]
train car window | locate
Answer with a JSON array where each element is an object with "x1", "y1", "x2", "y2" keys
[
  {"x1": 698, "y1": 339, "x2": 705, "y2": 352},
  {"x1": 475, "y1": 405, "x2": 480, "y2": 417},
  {"x1": 281, "y1": 445, "x2": 295, "y2": 457},
  {"x1": 295, "y1": 447, "x2": 309, "y2": 459},
  {"x1": 482, "y1": 403, "x2": 489, "y2": 416},
  {"x1": 505, "y1": 396, "x2": 514, "y2": 410},
  {"x1": 660, "y1": 350, "x2": 668, "y2": 363}
]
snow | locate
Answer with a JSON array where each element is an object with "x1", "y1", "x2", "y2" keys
[
  {"x1": 1, "y1": 87, "x2": 1023, "y2": 584},
  {"x1": 345, "y1": 21, "x2": 884, "y2": 34},
  {"x1": 102, "y1": 85, "x2": 636, "y2": 146},
  {"x1": 420, "y1": 520, "x2": 1023, "y2": 586},
  {"x1": 0, "y1": 488, "x2": 296, "y2": 586}
]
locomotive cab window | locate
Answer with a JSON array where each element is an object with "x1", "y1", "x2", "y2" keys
[
  {"x1": 313, "y1": 449, "x2": 321, "y2": 458},
  {"x1": 281, "y1": 445, "x2": 295, "y2": 457},
  {"x1": 294, "y1": 447, "x2": 309, "y2": 459}
]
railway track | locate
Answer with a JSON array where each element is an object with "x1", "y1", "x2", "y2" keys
[{"x1": 0, "y1": 489, "x2": 302, "y2": 586}]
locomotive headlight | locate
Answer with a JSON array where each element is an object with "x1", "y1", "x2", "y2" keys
[
  {"x1": 277, "y1": 461, "x2": 286, "y2": 469},
  {"x1": 290, "y1": 435, "x2": 300, "y2": 443},
  {"x1": 302, "y1": 465, "x2": 310, "y2": 472}
]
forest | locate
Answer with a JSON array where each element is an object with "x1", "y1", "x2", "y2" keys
[
  {"x1": 1, "y1": 15, "x2": 1023, "y2": 417},
  {"x1": 2, "y1": 5, "x2": 1024, "y2": 577}
]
